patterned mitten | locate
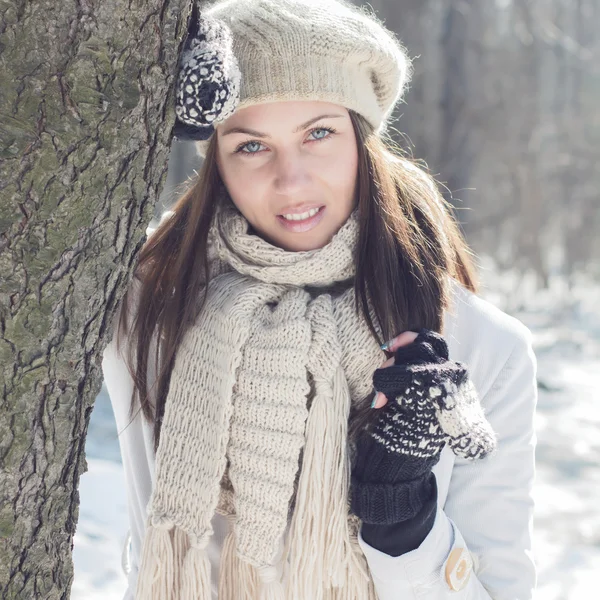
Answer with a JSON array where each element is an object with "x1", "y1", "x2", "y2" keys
[{"x1": 350, "y1": 328, "x2": 497, "y2": 526}]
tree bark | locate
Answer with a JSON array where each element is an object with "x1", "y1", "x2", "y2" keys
[{"x1": 0, "y1": 1, "x2": 189, "y2": 597}]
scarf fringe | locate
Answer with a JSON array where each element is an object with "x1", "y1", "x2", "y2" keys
[
  {"x1": 135, "y1": 522, "x2": 175, "y2": 599},
  {"x1": 218, "y1": 516, "x2": 285, "y2": 600},
  {"x1": 257, "y1": 565, "x2": 285, "y2": 600},
  {"x1": 319, "y1": 534, "x2": 375, "y2": 599},
  {"x1": 342, "y1": 530, "x2": 376, "y2": 598},
  {"x1": 178, "y1": 542, "x2": 212, "y2": 600},
  {"x1": 171, "y1": 526, "x2": 191, "y2": 593},
  {"x1": 136, "y1": 521, "x2": 213, "y2": 600},
  {"x1": 281, "y1": 365, "x2": 361, "y2": 599},
  {"x1": 218, "y1": 517, "x2": 257, "y2": 600}
]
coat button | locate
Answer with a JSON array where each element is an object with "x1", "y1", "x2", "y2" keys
[{"x1": 444, "y1": 547, "x2": 473, "y2": 591}]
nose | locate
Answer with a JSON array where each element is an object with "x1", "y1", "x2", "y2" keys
[{"x1": 273, "y1": 148, "x2": 311, "y2": 195}]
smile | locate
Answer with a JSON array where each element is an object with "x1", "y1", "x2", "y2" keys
[
  {"x1": 280, "y1": 207, "x2": 321, "y2": 221},
  {"x1": 276, "y1": 206, "x2": 325, "y2": 233}
]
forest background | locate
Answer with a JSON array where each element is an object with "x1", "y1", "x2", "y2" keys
[{"x1": 1, "y1": 1, "x2": 598, "y2": 599}]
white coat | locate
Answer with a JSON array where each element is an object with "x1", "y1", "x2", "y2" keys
[{"x1": 101, "y1": 277, "x2": 538, "y2": 599}]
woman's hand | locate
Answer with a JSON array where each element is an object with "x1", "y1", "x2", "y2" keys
[
  {"x1": 372, "y1": 331, "x2": 419, "y2": 409},
  {"x1": 350, "y1": 328, "x2": 498, "y2": 525},
  {"x1": 369, "y1": 328, "x2": 498, "y2": 461}
]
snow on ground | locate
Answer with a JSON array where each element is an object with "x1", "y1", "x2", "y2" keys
[
  {"x1": 72, "y1": 262, "x2": 600, "y2": 600},
  {"x1": 72, "y1": 456, "x2": 129, "y2": 599},
  {"x1": 72, "y1": 386, "x2": 129, "y2": 599},
  {"x1": 477, "y1": 260, "x2": 600, "y2": 600}
]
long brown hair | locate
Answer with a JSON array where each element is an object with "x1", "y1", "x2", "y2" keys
[{"x1": 112, "y1": 110, "x2": 479, "y2": 452}]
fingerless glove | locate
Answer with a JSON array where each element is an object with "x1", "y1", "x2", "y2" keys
[{"x1": 351, "y1": 328, "x2": 498, "y2": 554}]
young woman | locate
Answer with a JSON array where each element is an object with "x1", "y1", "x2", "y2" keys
[{"x1": 101, "y1": 0, "x2": 538, "y2": 598}]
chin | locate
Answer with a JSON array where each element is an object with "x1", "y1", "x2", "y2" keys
[
  {"x1": 257, "y1": 216, "x2": 341, "y2": 252},
  {"x1": 280, "y1": 233, "x2": 333, "y2": 252}
]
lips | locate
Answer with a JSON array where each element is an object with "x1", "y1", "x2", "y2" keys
[
  {"x1": 277, "y1": 203, "x2": 324, "y2": 216},
  {"x1": 276, "y1": 205, "x2": 326, "y2": 233}
]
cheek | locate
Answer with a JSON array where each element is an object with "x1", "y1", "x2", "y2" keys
[
  {"x1": 326, "y1": 144, "x2": 358, "y2": 200},
  {"x1": 218, "y1": 159, "x2": 267, "y2": 216}
]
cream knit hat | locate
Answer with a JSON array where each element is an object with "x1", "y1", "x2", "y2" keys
[{"x1": 173, "y1": 0, "x2": 413, "y2": 155}]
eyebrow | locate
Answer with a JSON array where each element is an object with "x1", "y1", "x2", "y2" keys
[{"x1": 220, "y1": 113, "x2": 345, "y2": 138}]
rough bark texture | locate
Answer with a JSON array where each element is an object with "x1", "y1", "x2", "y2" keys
[{"x1": 0, "y1": 1, "x2": 189, "y2": 597}]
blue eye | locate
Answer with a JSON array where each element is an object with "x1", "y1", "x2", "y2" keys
[
  {"x1": 239, "y1": 140, "x2": 263, "y2": 154},
  {"x1": 310, "y1": 127, "x2": 333, "y2": 140},
  {"x1": 234, "y1": 126, "x2": 338, "y2": 156}
]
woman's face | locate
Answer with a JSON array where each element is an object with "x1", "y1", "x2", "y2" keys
[{"x1": 216, "y1": 100, "x2": 358, "y2": 252}]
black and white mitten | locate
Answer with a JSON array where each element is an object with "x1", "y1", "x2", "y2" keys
[
  {"x1": 173, "y1": 2, "x2": 241, "y2": 141},
  {"x1": 351, "y1": 328, "x2": 498, "y2": 536}
]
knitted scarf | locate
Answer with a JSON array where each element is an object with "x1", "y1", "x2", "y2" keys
[{"x1": 136, "y1": 195, "x2": 388, "y2": 599}]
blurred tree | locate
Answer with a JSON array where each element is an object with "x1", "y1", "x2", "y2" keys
[
  {"x1": 0, "y1": 0, "x2": 188, "y2": 597},
  {"x1": 352, "y1": 0, "x2": 600, "y2": 284}
]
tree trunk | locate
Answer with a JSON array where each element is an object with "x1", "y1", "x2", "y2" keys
[
  {"x1": 0, "y1": 1, "x2": 189, "y2": 597},
  {"x1": 438, "y1": 0, "x2": 483, "y2": 210}
]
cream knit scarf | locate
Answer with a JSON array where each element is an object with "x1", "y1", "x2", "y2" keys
[{"x1": 136, "y1": 195, "x2": 388, "y2": 600}]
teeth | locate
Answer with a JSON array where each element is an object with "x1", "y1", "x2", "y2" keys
[{"x1": 281, "y1": 207, "x2": 321, "y2": 221}]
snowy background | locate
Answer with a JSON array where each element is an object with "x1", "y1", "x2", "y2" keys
[{"x1": 72, "y1": 258, "x2": 600, "y2": 600}]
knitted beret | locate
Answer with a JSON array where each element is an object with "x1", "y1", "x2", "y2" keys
[{"x1": 174, "y1": 0, "x2": 413, "y2": 154}]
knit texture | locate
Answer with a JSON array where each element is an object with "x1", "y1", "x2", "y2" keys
[
  {"x1": 174, "y1": 4, "x2": 241, "y2": 141},
  {"x1": 372, "y1": 329, "x2": 498, "y2": 459},
  {"x1": 360, "y1": 477, "x2": 438, "y2": 556},
  {"x1": 135, "y1": 197, "x2": 497, "y2": 597},
  {"x1": 351, "y1": 329, "x2": 498, "y2": 526},
  {"x1": 174, "y1": 0, "x2": 412, "y2": 153},
  {"x1": 351, "y1": 439, "x2": 439, "y2": 525},
  {"x1": 135, "y1": 190, "x2": 389, "y2": 599}
]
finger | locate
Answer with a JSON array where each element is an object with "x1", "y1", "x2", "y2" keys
[
  {"x1": 387, "y1": 330, "x2": 419, "y2": 352},
  {"x1": 371, "y1": 392, "x2": 388, "y2": 409},
  {"x1": 379, "y1": 356, "x2": 395, "y2": 369}
]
